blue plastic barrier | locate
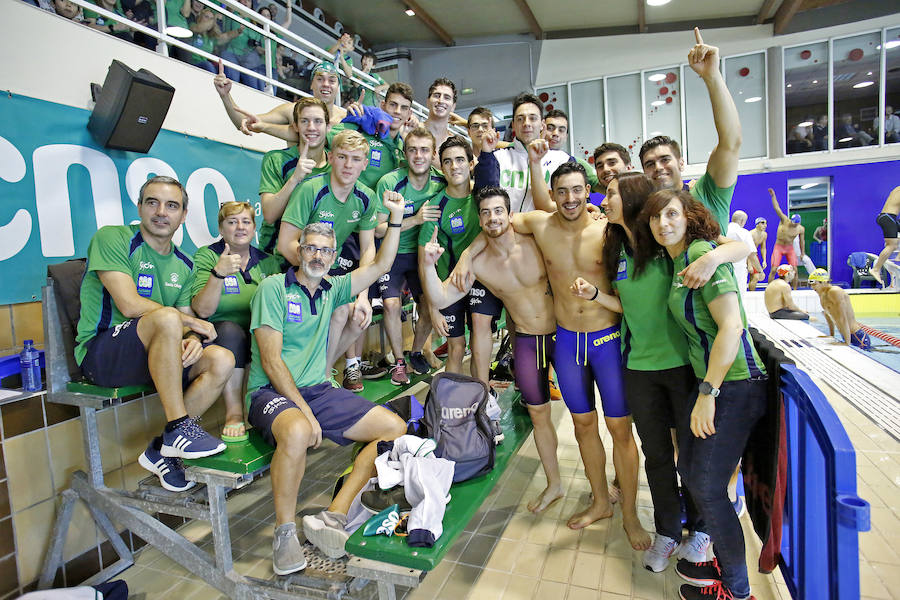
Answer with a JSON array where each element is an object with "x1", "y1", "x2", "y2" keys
[{"x1": 779, "y1": 364, "x2": 870, "y2": 600}]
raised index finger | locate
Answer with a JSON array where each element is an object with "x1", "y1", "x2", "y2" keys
[
  {"x1": 430, "y1": 226, "x2": 438, "y2": 244},
  {"x1": 300, "y1": 138, "x2": 309, "y2": 158},
  {"x1": 694, "y1": 27, "x2": 703, "y2": 45},
  {"x1": 218, "y1": 58, "x2": 225, "y2": 75}
]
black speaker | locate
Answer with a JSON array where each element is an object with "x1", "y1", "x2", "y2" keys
[{"x1": 87, "y1": 60, "x2": 175, "y2": 153}]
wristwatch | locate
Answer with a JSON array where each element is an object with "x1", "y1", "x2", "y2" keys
[
  {"x1": 698, "y1": 381, "x2": 720, "y2": 398},
  {"x1": 210, "y1": 268, "x2": 226, "y2": 279}
]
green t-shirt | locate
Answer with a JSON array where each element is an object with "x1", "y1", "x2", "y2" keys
[
  {"x1": 75, "y1": 225, "x2": 194, "y2": 365},
  {"x1": 362, "y1": 72, "x2": 387, "y2": 106},
  {"x1": 376, "y1": 169, "x2": 446, "y2": 254},
  {"x1": 576, "y1": 157, "x2": 600, "y2": 192},
  {"x1": 612, "y1": 245, "x2": 690, "y2": 371},
  {"x1": 281, "y1": 172, "x2": 378, "y2": 256},
  {"x1": 668, "y1": 240, "x2": 766, "y2": 382},
  {"x1": 165, "y1": 0, "x2": 189, "y2": 28},
  {"x1": 257, "y1": 145, "x2": 330, "y2": 254},
  {"x1": 418, "y1": 190, "x2": 481, "y2": 279},
  {"x1": 190, "y1": 241, "x2": 281, "y2": 329},
  {"x1": 246, "y1": 269, "x2": 353, "y2": 402},
  {"x1": 222, "y1": 17, "x2": 263, "y2": 57},
  {"x1": 188, "y1": 31, "x2": 215, "y2": 65},
  {"x1": 83, "y1": 1, "x2": 124, "y2": 24},
  {"x1": 326, "y1": 123, "x2": 403, "y2": 190},
  {"x1": 690, "y1": 172, "x2": 734, "y2": 235}
]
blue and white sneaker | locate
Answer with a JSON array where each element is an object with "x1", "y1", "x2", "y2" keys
[
  {"x1": 160, "y1": 417, "x2": 226, "y2": 459},
  {"x1": 138, "y1": 441, "x2": 194, "y2": 492}
]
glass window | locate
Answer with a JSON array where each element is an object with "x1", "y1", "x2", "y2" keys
[
  {"x1": 536, "y1": 86, "x2": 568, "y2": 120},
  {"x1": 606, "y1": 73, "x2": 643, "y2": 160},
  {"x1": 644, "y1": 67, "x2": 682, "y2": 148},
  {"x1": 570, "y1": 79, "x2": 605, "y2": 165},
  {"x1": 725, "y1": 52, "x2": 767, "y2": 159},
  {"x1": 684, "y1": 64, "x2": 715, "y2": 165},
  {"x1": 882, "y1": 27, "x2": 900, "y2": 144},
  {"x1": 833, "y1": 33, "x2": 881, "y2": 149},
  {"x1": 784, "y1": 42, "x2": 828, "y2": 154}
]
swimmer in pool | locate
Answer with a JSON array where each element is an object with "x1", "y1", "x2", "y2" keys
[
  {"x1": 809, "y1": 268, "x2": 872, "y2": 349},
  {"x1": 765, "y1": 265, "x2": 809, "y2": 320}
]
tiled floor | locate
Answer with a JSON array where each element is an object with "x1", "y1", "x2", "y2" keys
[{"x1": 112, "y1": 375, "x2": 898, "y2": 600}]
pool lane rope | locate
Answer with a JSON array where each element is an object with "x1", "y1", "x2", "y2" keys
[{"x1": 859, "y1": 324, "x2": 900, "y2": 348}]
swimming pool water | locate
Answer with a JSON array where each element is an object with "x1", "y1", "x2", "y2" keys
[{"x1": 808, "y1": 313, "x2": 900, "y2": 374}]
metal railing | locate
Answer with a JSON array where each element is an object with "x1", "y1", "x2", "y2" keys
[{"x1": 778, "y1": 364, "x2": 870, "y2": 600}]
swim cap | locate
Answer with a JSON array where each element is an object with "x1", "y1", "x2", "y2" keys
[
  {"x1": 791, "y1": 214, "x2": 801, "y2": 224},
  {"x1": 755, "y1": 217, "x2": 766, "y2": 225},
  {"x1": 776, "y1": 264, "x2": 792, "y2": 278},
  {"x1": 312, "y1": 61, "x2": 341, "y2": 78},
  {"x1": 809, "y1": 268, "x2": 830, "y2": 283}
]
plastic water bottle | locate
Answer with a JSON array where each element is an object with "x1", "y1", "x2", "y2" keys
[{"x1": 19, "y1": 339, "x2": 42, "y2": 392}]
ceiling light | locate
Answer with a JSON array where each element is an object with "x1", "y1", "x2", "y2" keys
[
  {"x1": 867, "y1": 71, "x2": 873, "y2": 76},
  {"x1": 886, "y1": 40, "x2": 900, "y2": 50},
  {"x1": 646, "y1": 0, "x2": 672, "y2": 5},
  {"x1": 744, "y1": 96, "x2": 762, "y2": 103},
  {"x1": 405, "y1": 8, "x2": 415, "y2": 16},
  {"x1": 800, "y1": 183, "x2": 819, "y2": 189},
  {"x1": 852, "y1": 80, "x2": 875, "y2": 88},
  {"x1": 648, "y1": 73, "x2": 666, "y2": 82},
  {"x1": 798, "y1": 121, "x2": 813, "y2": 127},
  {"x1": 461, "y1": 87, "x2": 475, "y2": 95},
  {"x1": 838, "y1": 137, "x2": 853, "y2": 143},
  {"x1": 165, "y1": 26, "x2": 193, "y2": 38},
  {"x1": 812, "y1": 80, "x2": 818, "y2": 84},
  {"x1": 786, "y1": 83, "x2": 792, "y2": 88},
  {"x1": 651, "y1": 100, "x2": 666, "y2": 106}
]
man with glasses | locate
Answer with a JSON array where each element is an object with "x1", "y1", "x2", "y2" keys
[
  {"x1": 247, "y1": 198, "x2": 409, "y2": 574},
  {"x1": 467, "y1": 107, "x2": 510, "y2": 159}
]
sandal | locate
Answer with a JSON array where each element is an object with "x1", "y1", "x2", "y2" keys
[{"x1": 222, "y1": 421, "x2": 249, "y2": 442}]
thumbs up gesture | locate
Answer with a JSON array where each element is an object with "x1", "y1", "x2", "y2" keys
[{"x1": 214, "y1": 243, "x2": 242, "y2": 276}]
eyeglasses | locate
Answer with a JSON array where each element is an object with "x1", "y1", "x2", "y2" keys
[
  {"x1": 300, "y1": 245, "x2": 337, "y2": 258},
  {"x1": 468, "y1": 122, "x2": 491, "y2": 130}
]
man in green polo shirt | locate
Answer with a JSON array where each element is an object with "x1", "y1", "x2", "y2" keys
[
  {"x1": 360, "y1": 51, "x2": 388, "y2": 106},
  {"x1": 75, "y1": 176, "x2": 234, "y2": 493},
  {"x1": 247, "y1": 194, "x2": 408, "y2": 574},
  {"x1": 374, "y1": 127, "x2": 445, "y2": 383},
  {"x1": 277, "y1": 129, "x2": 379, "y2": 389},
  {"x1": 257, "y1": 97, "x2": 331, "y2": 256}
]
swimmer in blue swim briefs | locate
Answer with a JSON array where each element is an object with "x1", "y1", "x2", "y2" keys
[{"x1": 809, "y1": 268, "x2": 872, "y2": 349}]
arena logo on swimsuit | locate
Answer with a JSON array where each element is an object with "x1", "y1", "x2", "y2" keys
[{"x1": 592, "y1": 330, "x2": 621, "y2": 346}]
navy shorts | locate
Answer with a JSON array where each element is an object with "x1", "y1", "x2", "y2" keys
[
  {"x1": 329, "y1": 233, "x2": 360, "y2": 276},
  {"x1": 211, "y1": 320, "x2": 250, "y2": 366},
  {"x1": 468, "y1": 280, "x2": 503, "y2": 317},
  {"x1": 439, "y1": 297, "x2": 469, "y2": 338},
  {"x1": 81, "y1": 318, "x2": 192, "y2": 389},
  {"x1": 553, "y1": 324, "x2": 629, "y2": 417},
  {"x1": 378, "y1": 252, "x2": 423, "y2": 299},
  {"x1": 876, "y1": 212, "x2": 900, "y2": 239},
  {"x1": 247, "y1": 382, "x2": 376, "y2": 447}
]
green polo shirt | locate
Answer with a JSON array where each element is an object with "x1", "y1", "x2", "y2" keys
[
  {"x1": 164, "y1": 0, "x2": 189, "y2": 29},
  {"x1": 690, "y1": 172, "x2": 734, "y2": 235},
  {"x1": 376, "y1": 168, "x2": 446, "y2": 255},
  {"x1": 246, "y1": 269, "x2": 353, "y2": 403},
  {"x1": 190, "y1": 241, "x2": 281, "y2": 329},
  {"x1": 362, "y1": 72, "x2": 387, "y2": 106},
  {"x1": 612, "y1": 245, "x2": 690, "y2": 371},
  {"x1": 418, "y1": 190, "x2": 481, "y2": 279},
  {"x1": 257, "y1": 145, "x2": 330, "y2": 254},
  {"x1": 281, "y1": 172, "x2": 378, "y2": 258},
  {"x1": 75, "y1": 225, "x2": 194, "y2": 365},
  {"x1": 576, "y1": 157, "x2": 600, "y2": 192},
  {"x1": 327, "y1": 122, "x2": 403, "y2": 190},
  {"x1": 668, "y1": 240, "x2": 766, "y2": 382}
]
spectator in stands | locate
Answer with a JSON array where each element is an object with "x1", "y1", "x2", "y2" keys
[
  {"x1": 119, "y1": 0, "x2": 155, "y2": 48},
  {"x1": 765, "y1": 265, "x2": 809, "y2": 320},
  {"x1": 359, "y1": 51, "x2": 388, "y2": 106},
  {"x1": 542, "y1": 109, "x2": 600, "y2": 191},
  {"x1": 83, "y1": 0, "x2": 133, "y2": 40},
  {"x1": 812, "y1": 114, "x2": 828, "y2": 151},
  {"x1": 786, "y1": 117, "x2": 813, "y2": 153},
  {"x1": 874, "y1": 105, "x2": 900, "y2": 143},
  {"x1": 327, "y1": 32, "x2": 355, "y2": 81},
  {"x1": 187, "y1": 7, "x2": 241, "y2": 73},
  {"x1": 53, "y1": 0, "x2": 84, "y2": 21},
  {"x1": 256, "y1": 0, "x2": 292, "y2": 89},
  {"x1": 190, "y1": 201, "x2": 281, "y2": 441},
  {"x1": 219, "y1": 0, "x2": 267, "y2": 91},
  {"x1": 248, "y1": 204, "x2": 408, "y2": 574},
  {"x1": 26, "y1": 0, "x2": 56, "y2": 13},
  {"x1": 74, "y1": 176, "x2": 233, "y2": 492},
  {"x1": 637, "y1": 188, "x2": 767, "y2": 600},
  {"x1": 835, "y1": 113, "x2": 873, "y2": 147}
]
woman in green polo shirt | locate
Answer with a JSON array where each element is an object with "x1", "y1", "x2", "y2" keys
[
  {"x1": 635, "y1": 188, "x2": 766, "y2": 600},
  {"x1": 191, "y1": 201, "x2": 281, "y2": 440}
]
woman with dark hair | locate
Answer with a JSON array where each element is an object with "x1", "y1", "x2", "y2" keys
[
  {"x1": 574, "y1": 171, "x2": 738, "y2": 572},
  {"x1": 635, "y1": 188, "x2": 766, "y2": 600}
]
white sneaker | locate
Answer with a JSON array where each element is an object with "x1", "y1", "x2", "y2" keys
[
  {"x1": 302, "y1": 510, "x2": 349, "y2": 559},
  {"x1": 678, "y1": 531, "x2": 711, "y2": 563},
  {"x1": 643, "y1": 534, "x2": 680, "y2": 572}
]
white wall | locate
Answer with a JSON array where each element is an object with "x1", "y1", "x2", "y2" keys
[{"x1": 1, "y1": 0, "x2": 287, "y2": 153}]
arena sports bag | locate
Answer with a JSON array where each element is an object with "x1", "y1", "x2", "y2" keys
[{"x1": 422, "y1": 372, "x2": 495, "y2": 482}]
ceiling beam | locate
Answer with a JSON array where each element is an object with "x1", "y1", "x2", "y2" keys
[
  {"x1": 800, "y1": 0, "x2": 853, "y2": 8},
  {"x1": 773, "y1": 0, "x2": 803, "y2": 34},
  {"x1": 512, "y1": 0, "x2": 544, "y2": 40},
  {"x1": 755, "y1": 0, "x2": 779, "y2": 24},
  {"x1": 638, "y1": 0, "x2": 647, "y2": 33},
  {"x1": 399, "y1": 0, "x2": 454, "y2": 46}
]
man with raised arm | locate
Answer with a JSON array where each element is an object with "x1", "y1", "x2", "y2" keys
[
  {"x1": 423, "y1": 78, "x2": 468, "y2": 166},
  {"x1": 257, "y1": 97, "x2": 331, "y2": 257},
  {"x1": 420, "y1": 185, "x2": 564, "y2": 514},
  {"x1": 373, "y1": 127, "x2": 446, "y2": 384},
  {"x1": 248, "y1": 197, "x2": 408, "y2": 574},
  {"x1": 75, "y1": 176, "x2": 234, "y2": 492},
  {"x1": 767, "y1": 187, "x2": 804, "y2": 286},
  {"x1": 474, "y1": 92, "x2": 574, "y2": 213},
  {"x1": 639, "y1": 28, "x2": 741, "y2": 236},
  {"x1": 277, "y1": 130, "x2": 380, "y2": 387}
]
